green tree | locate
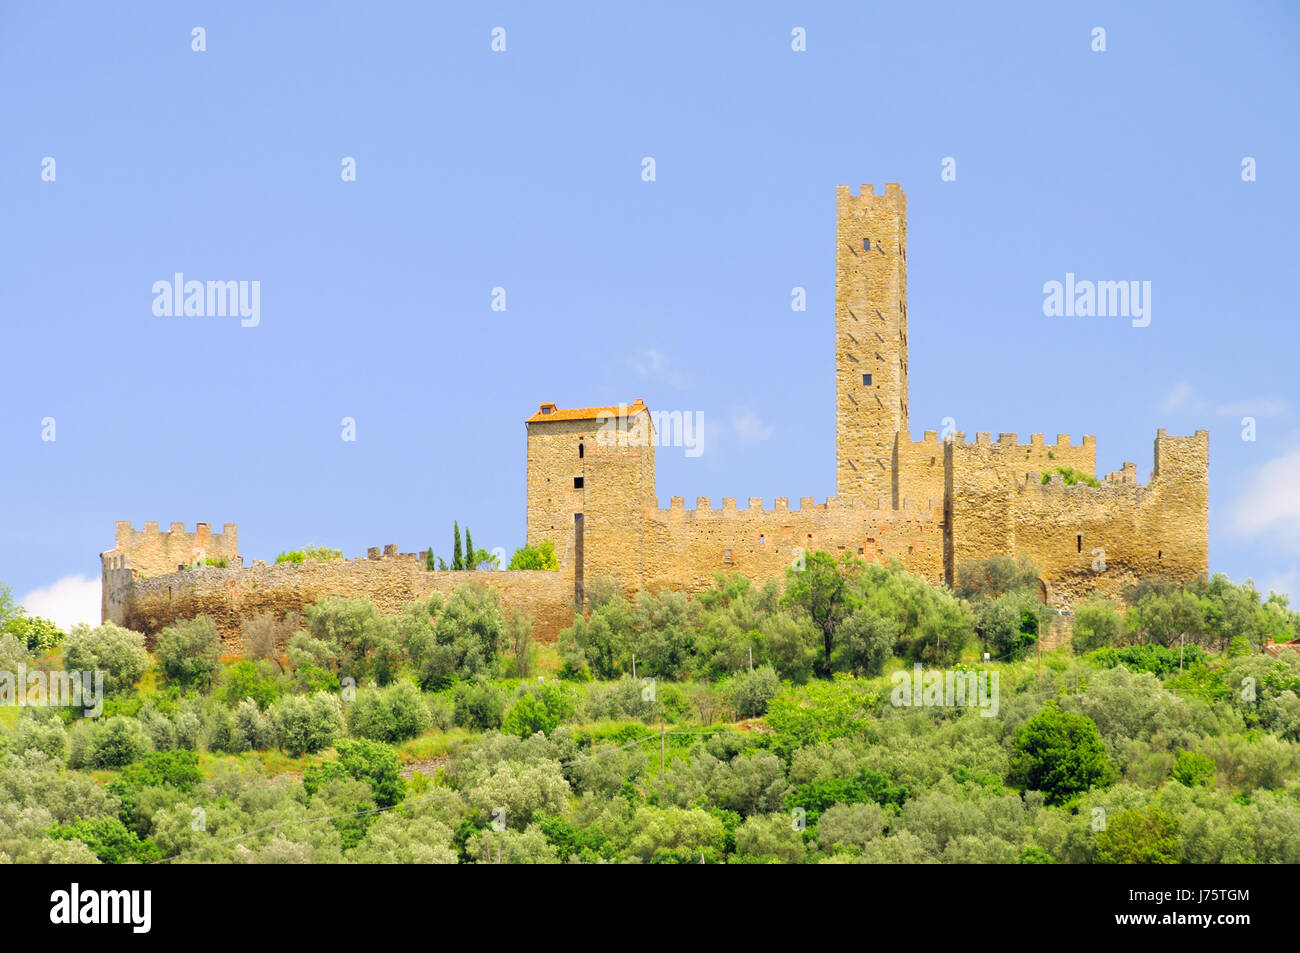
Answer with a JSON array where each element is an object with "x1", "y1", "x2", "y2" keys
[
  {"x1": 782, "y1": 551, "x2": 862, "y2": 677},
  {"x1": 1010, "y1": 702, "x2": 1115, "y2": 805},
  {"x1": 155, "y1": 616, "x2": 223, "y2": 688},
  {"x1": 464, "y1": 528, "x2": 475, "y2": 571},
  {"x1": 508, "y1": 540, "x2": 559, "y2": 570},
  {"x1": 1095, "y1": 806, "x2": 1180, "y2": 864},
  {"x1": 1170, "y1": 749, "x2": 1215, "y2": 788},
  {"x1": 62, "y1": 622, "x2": 150, "y2": 695},
  {"x1": 452, "y1": 521, "x2": 464, "y2": 571},
  {"x1": 1071, "y1": 598, "x2": 1123, "y2": 653},
  {"x1": 425, "y1": 545, "x2": 435, "y2": 572}
]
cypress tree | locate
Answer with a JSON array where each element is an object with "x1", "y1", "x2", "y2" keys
[
  {"x1": 465, "y1": 528, "x2": 475, "y2": 571},
  {"x1": 425, "y1": 545, "x2": 434, "y2": 571},
  {"x1": 452, "y1": 521, "x2": 463, "y2": 571}
]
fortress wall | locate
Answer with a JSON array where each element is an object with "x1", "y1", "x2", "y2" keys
[
  {"x1": 108, "y1": 521, "x2": 240, "y2": 576},
  {"x1": 950, "y1": 430, "x2": 1208, "y2": 606},
  {"x1": 947, "y1": 431, "x2": 1096, "y2": 487},
  {"x1": 634, "y1": 496, "x2": 945, "y2": 595},
  {"x1": 109, "y1": 559, "x2": 574, "y2": 651}
]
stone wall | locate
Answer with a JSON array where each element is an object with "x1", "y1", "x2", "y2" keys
[{"x1": 103, "y1": 553, "x2": 574, "y2": 651}]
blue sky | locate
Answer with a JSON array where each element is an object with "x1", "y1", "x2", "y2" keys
[{"x1": 2, "y1": 1, "x2": 1297, "y2": 626}]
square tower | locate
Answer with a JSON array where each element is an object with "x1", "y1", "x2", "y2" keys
[
  {"x1": 525, "y1": 400, "x2": 656, "y2": 573},
  {"x1": 835, "y1": 183, "x2": 908, "y2": 504}
]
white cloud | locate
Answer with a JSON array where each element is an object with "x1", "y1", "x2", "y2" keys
[
  {"x1": 1215, "y1": 398, "x2": 1289, "y2": 418},
  {"x1": 1227, "y1": 445, "x2": 1300, "y2": 552},
  {"x1": 731, "y1": 410, "x2": 774, "y2": 444},
  {"x1": 1162, "y1": 381, "x2": 1195, "y2": 411},
  {"x1": 18, "y1": 574, "x2": 101, "y2": 631},
  {"x1": 629, "y1": 349, "x2": 688, "y2": 389}
]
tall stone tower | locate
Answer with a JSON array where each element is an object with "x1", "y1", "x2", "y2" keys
[{"x1": 835, "y1": 183, "x2": 908, "y2": 504}]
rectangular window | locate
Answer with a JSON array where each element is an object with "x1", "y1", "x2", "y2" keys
[
  {"x1": 723, "y1": 549, "x2": 733, "y2": 563},
  {"x1": 574, "y1": 477, "x2": 584, "y2": 489},
  {"x1": 862, "y1": 373, "x2": 872, "y2": 386}
]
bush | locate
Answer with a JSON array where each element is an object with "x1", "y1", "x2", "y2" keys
[
  {"x1": 507, "y1": 540, "x2": 559, "y2": 570},
  {"x1": 219, "y1": 659, "x2": 283, "y2": 709},
  {"x1": 348, "y1": 680, "x2": 431, "y2": 743},
  {"x1": 82, "y1": 716, "x2": 152, "y2": 768},
  {"x1": 14, "y1": 713, "x2": 67, "y2": 761},
  {"x1": 453, "y1": 678, "x2": 506, "y2": 731},
  {"x1": 296, "y1": 596, "x2": 400, "y2": 685},
  {"x1": 62, "y1": 622, "x2": 150, "y2": 695},
  {"x1": 1095, "y1": 806, "x2": 1180, "y2": 864},
  {"x1": 304, "y1": 738, "x2": 405, "y2": 809},
  {"x1": 4, "y1": 614, "x2": 65, "y2": 654},
  {"x1": 1071, "y1": 599, "x2": 1123, "y2": 653},
  {"x1": 1170, "y1": 749, "x2": 1215, "y2": 788},
  {"x1": 233, "y1": 698, "x2": 276, "y2": 750},
  {"x1": 729, "y1": 665, "x2": 782, "y2": 718},
  {"x1": 275, "y1": 546, "x2": 343, "y2": 564},
  {"x1": 155, "y1": 616, "x2": 223, "y2": 687},
  {"x1": 47, "y1": 816, "x2": 161, "y2": 864},
  {"x1": 502, "y1": 682, "x2": 575, "y2": 738},
  {"x1": 1010, "y1": 703, "x2": 1115, "y2": 805},
  {"x1": 272, "y1": 691, "x2": 344, "y2": 756}
]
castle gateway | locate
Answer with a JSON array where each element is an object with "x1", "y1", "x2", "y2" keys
[{"x1": 103, "y1": 183, "x2": 1209, "y2": 645}]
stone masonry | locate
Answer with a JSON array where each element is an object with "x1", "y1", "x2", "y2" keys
[{"x1": 102, "y1": 182, "x2": 1209, "y2": 648}]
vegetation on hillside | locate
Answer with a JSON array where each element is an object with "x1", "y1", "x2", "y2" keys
[{"x1": 0, "y1": 557, "x2": 1297, "y2": 864}]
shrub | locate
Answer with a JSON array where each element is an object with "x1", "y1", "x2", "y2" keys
[
  {"x1": 155, "y1": 616, "x2": 223, "y2": 687},
  {"x1": 1010, "y1": 703, "x2": 1115, "y2": 805},
  {"x1": 14, "y1": 713, "x2": 67, "y2": 761},
  {"x1": 836, "y1": 609, "x2": 897, "y2": 676},
  {"x1": 233, "y1": 698, "x2": 276, "y2": 750},
  {"x1": 296, "y1": 596, "x2": 400, "y2": 685},
  {"x1": 507, "y1": 540, "x2": 559, "y2": 570},
  {"x1": 4, "y1": 614, "x2": 65, "y2": 654},
  {"x1": 275, "y1": 546, "x2": 342, "y2": 564},
  {"x1": 304, "y1": 738, "x2": 405, "y2": 809},
  {"x1": 729, "y1": 665, "x2": 782, "y2": 718},
  {"x1": 502, "y1": 682, "x2": 575, "y2": 738},
  {"x1": 82, "y1": 716, "x2": 152, "y2": 768},
  {"x1": 1071, "y1": 599, "x2": 1123, "y2": 653},
  {"x1": 219, "y1": 659, "x2": 283, "y2": 709},
  {"x1": 1170, "y1": 749, "x2": 1215, "y2": 788},
  {"x1": 47, "y1": 816, "x2": 161, "y2": 864},
  {"x1": 453, "y1": 678, "x2": 506, "y2": 731},
  {"x1": 348, "y1": 680, "x2": 431, "y2": 743},
  {"x1": 272, "y1": 691, "x2": 344, "y2": 756},
  {"x1": 1095, "y1": 806, "x2": 1180, "y2": 864},
  {"x1": 62, "y1": 622, "x2": 150, "y2": 695}
]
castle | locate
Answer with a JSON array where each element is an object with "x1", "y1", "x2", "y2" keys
[{"x1": 102, "y1": 183, "x2": 1209, "y2": 645}]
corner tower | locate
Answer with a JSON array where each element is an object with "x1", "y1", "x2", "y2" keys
[{"x1": 835, "y1": 183, "x2": 908, "y2": 504}]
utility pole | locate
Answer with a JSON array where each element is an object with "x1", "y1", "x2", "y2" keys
[
  {"x1": 748, "y1": 646, "x2": 753, "y2": 672},
  {"x1": 660, "y1": 723, "x2": 666, "y2": 775}
]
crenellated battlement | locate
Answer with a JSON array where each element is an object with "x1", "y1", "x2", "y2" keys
[{"x1": 104, "y1": 180, "x2": 1208, "y2": 643}]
